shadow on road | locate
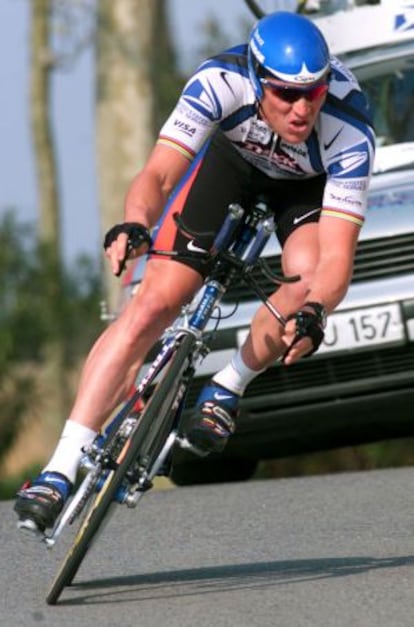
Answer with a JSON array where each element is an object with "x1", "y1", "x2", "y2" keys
[{"x1": 56, "y1": 554, "x2": 414, "y2": 606}]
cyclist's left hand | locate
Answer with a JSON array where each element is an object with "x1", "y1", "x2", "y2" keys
[
  {"x1": 103, "y1": 222, "x2": 152, "y2": 276},
  {"x1": 281, "y1": 302, "x2": 326, "y2": 365},
  {"x1": 281, "y1": 319, "x2": 314, "y2": 365}
]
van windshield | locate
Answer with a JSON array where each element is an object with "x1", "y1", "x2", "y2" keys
[{"x1": 359, "y1": 66, "x2": 414, "y2": 145}]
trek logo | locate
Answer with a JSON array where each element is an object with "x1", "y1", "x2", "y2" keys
[
  {"x1": 138, "y1": 341, "x2": 172, "y2": 394},
  {"x1": 173, "y1": 119, "x2": 196, "y2": 137}
]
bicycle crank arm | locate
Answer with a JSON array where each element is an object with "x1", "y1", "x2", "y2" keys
[
  {"x1": 43, "y1": 469, "x2": 101, "y2": 548},
  {"x1": 176, "y1": 435, "x2": 210, "y2": 458},
  {"x1": 123, "y1": 431, "x2": 179, "y2": 508}
]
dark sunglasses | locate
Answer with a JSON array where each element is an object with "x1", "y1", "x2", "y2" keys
[{"x1": 260, "y1": 79, "x2": 329, "y2": 103}]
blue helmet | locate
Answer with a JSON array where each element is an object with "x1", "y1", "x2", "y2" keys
[{"x1": 248, "y1": 11, "x2": 330, "y2": 99}]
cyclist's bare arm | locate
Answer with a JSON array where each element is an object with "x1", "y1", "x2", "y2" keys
[
  {"x1": 105, "y1": 143, "x2": 191, "y2": 276},
  {"x1": 281, "y1": 214, "x2": 361, "y2": 364}
]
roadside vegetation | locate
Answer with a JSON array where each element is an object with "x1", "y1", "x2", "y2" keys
[{"x1": 0, "y1": 211, "x2": 103, "y2": 496}]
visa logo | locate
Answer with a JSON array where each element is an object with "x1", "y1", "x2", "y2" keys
[{"x1": 173, "y1": 120, "x2": 196, "y2": 137}]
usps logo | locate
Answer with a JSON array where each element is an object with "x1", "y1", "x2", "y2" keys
[
  {"x1": 394, "y1": 6, "x2": 414, "y2": 32},
  {"x1": 182, "y1": 78, "x2": 222, "y2": 122}
]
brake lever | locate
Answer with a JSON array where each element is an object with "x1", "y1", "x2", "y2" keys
[
  {"x1": 115, "y1": 238, "x2": 152, "y2": 277},
  {"x1": 172, "y1": 212, "x2": 215, "y2": 241},
  {"x1": 258, "y1": 259, "x2": 301, "y2": 285},
  {"x1": 114, "y1": 241, "x2": 135, "y2": 277}
]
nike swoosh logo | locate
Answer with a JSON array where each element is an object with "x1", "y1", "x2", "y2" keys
[
  {"x1": 324, "y1": 127, "x2": 344, "y2": 151},
  {"x1": 187, "y1": 240, "x2": 207, "y2": 254},
  {"x1": 44, "y1": 475, "x2": 67, "y2": 487},
  {"x1": 293, "y1": 208, "x2": 320, "y2": 225},
  {"x1": 214, "y1": 393, "x2": 233, "y2": 401},
  {"x1": 220, "y1": 71, "x2": 235, "y2": 95}
]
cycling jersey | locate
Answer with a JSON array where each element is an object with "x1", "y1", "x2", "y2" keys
[{"x1": 158, "y1": 45, "x2": 376, "y2": 227}]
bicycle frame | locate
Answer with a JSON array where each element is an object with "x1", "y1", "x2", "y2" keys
[{"x1": 43, "y1": 199, "x2": 292, "y2": 554}]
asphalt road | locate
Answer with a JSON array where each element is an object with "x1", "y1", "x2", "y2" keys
[{"x1": 2, "y1": 467, "x2": 414, "y2": 627}]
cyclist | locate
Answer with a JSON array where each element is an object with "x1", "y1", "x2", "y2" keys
[{"x1": 15, "y1": 11, "x2": 375, "y2": 532}]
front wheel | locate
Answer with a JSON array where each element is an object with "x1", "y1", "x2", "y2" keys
[
  {"x1": 46, "y1": 333, "x2": 196, "y2": 605},
  {"x1": 46, "y1": 452, "x2": 131, "y2": 604}
]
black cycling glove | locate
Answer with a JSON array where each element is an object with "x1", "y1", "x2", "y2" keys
[
  {"x1": 282, "y1": 301, "x2": 326, "y2": 363},
  {"x1": 103, "y1": 222, "x2": 152, "y2": 276}
]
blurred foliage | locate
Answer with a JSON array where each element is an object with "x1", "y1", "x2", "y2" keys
[
  {"x1": 196, "y1": 17, "x2": 235, "y2": 61},
  {"x1": 0, "y1": 463, "x2": 43, "y2": 500},
  {"x1": 0, "y1": 210, "x2": 104, "y2": 466},
  {"x1": 152, "y1": 2, "x2": 185, "y2": 132},
  {"x1": 194, "y1": 14, "x2": 251, "y2": 65}
]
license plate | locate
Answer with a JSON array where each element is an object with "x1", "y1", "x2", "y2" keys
[
  {"x1": 320, "y1": 303, "x2": 404, "y2": 354},
  {"x1": 236, "y1": 303, "x2": 405, "y2": 355}
]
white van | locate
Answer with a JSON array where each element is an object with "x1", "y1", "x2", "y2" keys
[{"x1": 120, "y1": 1, "x2": 414, "y2": 484}]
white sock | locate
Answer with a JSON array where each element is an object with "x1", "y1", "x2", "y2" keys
[
  {"x1": 213, "y1": 350, "x2": 265, "y2": 396},
  {"x1": 42, "y1": 420, "x2": 98, "y2": 484}
]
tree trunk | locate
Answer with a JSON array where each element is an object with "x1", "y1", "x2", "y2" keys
[
  {"x1": 31, "y1": 0, "x2": 61, "y2": 251},
  {"x1": 30, "y1": 0, "x2": 66, "y2": 453},
  {"x1": 96, "y1": 0, "x2": 160, "y2": 311}
]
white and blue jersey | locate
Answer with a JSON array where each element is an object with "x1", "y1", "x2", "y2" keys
[{"x1": 158, "y1": 45, "x2": 375, "y2": 227}]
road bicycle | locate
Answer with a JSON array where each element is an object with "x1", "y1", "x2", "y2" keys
[{"x1": 42, "y1": 198, "x2": 298, "y2": 605}]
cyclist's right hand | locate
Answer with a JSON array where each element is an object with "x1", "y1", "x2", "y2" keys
[{"x1": 103, "y1": 222, "x2": 152, "y2": 277}]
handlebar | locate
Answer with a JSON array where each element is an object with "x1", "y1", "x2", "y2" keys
[
  {"x1": 104, "y1": 200, "x2": 300, "y2": 326},
  {"x1": 145, "y1": 200, "x2": 300, "y2": 287}
]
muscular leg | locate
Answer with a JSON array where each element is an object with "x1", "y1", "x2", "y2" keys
[
  {"x1": 14, "y1": 257, "x2": 203, "y2": 527},
  {"x1": 183, "y1": 224, "x2": 321, "y2": 454},
  {"x1": 241, "y1": 223, "x2": 320, "y2": 370},
  {"x1": 68, "y1": 258, "x2": 203, "y2": 430}
]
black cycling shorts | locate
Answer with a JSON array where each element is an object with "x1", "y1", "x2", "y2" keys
[{"x1": 152, "y1": 131, "x2": 326, "y2": 277}]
